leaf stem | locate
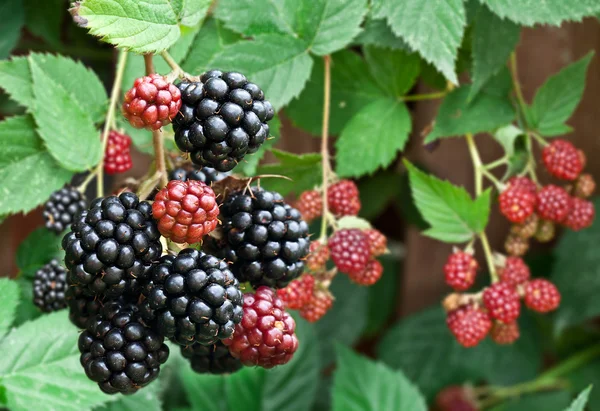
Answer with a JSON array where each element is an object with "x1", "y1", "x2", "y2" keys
[
  {"x1": 510, "y1": 52, "x2": 528, "y2": 126},
  {"x1": 483, "y1": 157, "x2": 508, "y2": 170},
  {"x1": 401, "y1": 91, "x2": 448, "y2": 102},
  {"x1": 160, "y1": 51, "x2": 180, "y2": 73},
  {"x1": 479, "y1": 232, "x2": 498, "y2": 283},
  {"x1": 319, "y1": 55, "x2": 332, "y2": 241},
  {"x1": 465, "y1": 133, "x2": 483, "y2": 196}
]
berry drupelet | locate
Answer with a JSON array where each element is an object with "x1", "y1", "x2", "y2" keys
[
  {"x1": 169, "y1": 166, "x2": 230, "y2": 186},
  {"x1": 180, "y1": 341, "x2": 242, "y2": 375},
  {"x1": 328, "y1": 229, "x2": 370, "y2": 275},
  {"x1": 43, "y1": 186, "x2": 87, "y2": 234}
]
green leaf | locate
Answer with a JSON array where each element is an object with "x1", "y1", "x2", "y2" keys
[
  {"x1": 355, "y1": 18, "x2": 410, "y2": 51},
  {"x1": 173, "y1": 0, "x2": 211, "y2": 27},
  {"x1": 257, "y1": 150, "x2": 322, "y2": 196},
  {"x1": 213, "y1": 0, "x2": 299, "y2": 37},
  {"x1": 0, "y1": 116, "x2": 73, "y2": 215},
  {"x1": 479, "y1": 0, "x2": 600, "y2": 26},
  {"x1": 530, "y1": 53, "x2": 594, "y2": 137},
  {"x1": 492, "y1": 391, "x2": 571, "y2": 411},
  {"x1": 0, "y1": 279, "x2": 20, "y2": 339},
  {"x1": 16, "y1": 227, "x2": 65, "y2": 277},
  {"x1": 286, "y1": 50, "x2": 383, "y2": 135},
  {"x1": 0, "y1": 312, "x2": 112, "y2": 411},
  {"x1": 75, "y1": 0, "x2": 182, "y2": 53},
  {"x1": 23, "y1": 0, "x2": 63, "y2": 46},
  {"x1": 336, "y1": 99, "x2": 411, "y2": 177},
  {"x1": 470, "y1": 6, "x2": 520, "y2": 100},
  {"x1": 180, "y1": 367, "x2": 226, "y2": 411},
  {"x1": 426, "y1": 70, "x2": 515, "y2": 142},
  {"x1": 377, "y1": 307, "x2": 541, "y2": 400},
  {"x1": 565, "y1": 386, "x2": 593, "y2": 411},
  {"x1": 0, "y1": 0, "x2": 24, "y2": 59},
  {"x1": 95, "y1": 382, "x2": 161, "y2": 411},
  {"x1": 404, "y1": 161, "x2": 490, "y2": 243},
  {"x1": 29, "y1": 57, "x2": 102, "y2": 172},
  {"x1": 210, "y1": 34, "x2": 313, "y2": 109},
  {"x1": 14, "y1": 278, "x2": 41, "y2": 327},
  {"x1": 373, "y1": 0, "x2": 466, "y2": 84},
  {"x1": 364, "y1": 255, "x2": 399, "y2": 337},
  {"x1": 363, "y1": 46, "x2": 420, "y2": 97},
  {"x1": 0, "y1": 56, "x2": 36, "y2": 109},
  {"x1": 238, "y1": 115, "x2": 281, "y2": 177},
  {"x1": 493, "y1": 125, "x2": 529, "y2": 178},
  {"x1": 565, "y1": 359, "x2": 600, "y2": 411},
  {"x1": 358, "y1": 171, "x2": 403, "y2": 220},
  {"x1": 332, "y1": 345, "x2": 426, "y2": 411}
]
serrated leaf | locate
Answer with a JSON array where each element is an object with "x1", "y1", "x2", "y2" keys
[
  {"x1": 470, "y1": 6, "x2": 520, "y2": 100},
  {"x1": 333, "y1": 345, "x2": 426, "y2": 411},
  {"x1": 363, "y1": 46, "x2": 420, "y2": 97},
  {"x1": 29, "y1": 57, "x2": 102, "y2": 171},
  {"x1": 238, "y1": 115, "x2": 281, "y2": 176},
  {"x1": 210, "y1": 34, "x2": 313, "y2": 109},
  {"x1": 479, "y1": 0, "x2": 600, "y2": 26},
  {"x1": 355, "y1": 18, "x2": 411, "y2": 51},
  {"x1": 336, "y1": 99, "x2": 411, "y2": 177},
  {"x1": 565, "y1": 386, "x2": 593, "y2": 411},
  {"x1": 173, "y1": 0, "x2": 211, "y2": 27},
  {"x1": 0, "y1": 312, "x2": 112, "y2": 411},
  {"x1": 373, "y1": 0, "x2": 466, "y2": 84},
  {"x1": 75, "y1": 0, "x2": 182, "y2": 53},
  {"x1": 286, "y1": 50, "x2": 383, "y2": 136},
  {"x1": 257, "y1": 150, "x2": 322, "y2": 196},
  {"x1": 214, "y1": 0, "x2": 298, "y2": 37},
  {"x1": 404, "y1": 161, "x2": 490, "y2": 243},
  {"x1": 0, "y1": 57, "x2": 35, "y2": 108},
  {"x1": 16, "y1": 227, "x2": 65, "y2": 277},
  {"x1": 23, "y1": 0, "x2": 63, "y2": 46},
  {"x1": 0, "y1": 0, "x2": 24, "y2": 59},
  {"x1": 0, "y1": 116, "x2": 73, "y2": 215},
  {"x1": 530, "y1": 53, "x2": 593, "y2": 137},
  {"x1": 0, "y1": 279, "x2": 20, "y2": 339}
]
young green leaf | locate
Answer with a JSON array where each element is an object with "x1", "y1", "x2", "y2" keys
[
  {"x1": 565, "y1": 386, "x2": 593, "y2": 411},
  {"x1": 0, "y1": 0, "x2": 24, "y2": 59},
  {"x1": 479, "y1": 0, "x2": 600, "y2": 26},
  {"x1": 0, "y1": 312, "x2": 113, "y2": 411},
  {"x1": 333, "y1": 345, "x2": 427, "y2": 411},
  {"x1": 404, "y1": 161, "x2": 490, "y2": 243},
  {"x1": 355, "y1": 18, "x2": 411, "y2": 51},
  {"x1": 470, "y1": 6, "x2": 521, "y2": 100},
  {"x1": 16, "y1": 227, "x2": 65, "y2": 277},
  {"x1": 530, "y1": 53, "x2": 594, "y2": 137},
  {"x1": 493, "y1": 125, "x2": 529, "y2": 177},
  {"x1": 0, "y1": 279, "x2": 20, "y2": 339},
  {"x1": 363, "y1": 46, "x2": 420, "y2": 97},
  {"x1": 256, "y1": 150, "x2": 322, "y2": 196},
  {"x1": 373, "y1": 0, "x2": 466, "y2": 84},
  {"x1": 336, "y1": 99, "x2": 411, "y2": 177},
  {"x1": 0, "y1": 116, "x2": 73, "y2": 215}
]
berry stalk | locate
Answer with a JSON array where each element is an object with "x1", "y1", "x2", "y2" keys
[
  {"x1": 319, "y1": 55, "x2": 332, "y2": 241},
  {"x1": 401, "y1": 91, "x2": 447, "y2": 102}
]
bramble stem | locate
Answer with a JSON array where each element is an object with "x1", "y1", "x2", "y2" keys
[
  {"x1": 401, "y1": 91, "x2": 447, "y2": 102},
  {"x1": 510, "y1": 52, "x2": 528, "y2": 125},
  {"x1": 479, "y1": 232, "x2": 498, "y2": 283},
  {"x1": 465, "y1": 133, "x2": 483, "y2": 196},
  {"x1": 319, "y1": 55, "x2": 332, "y2": 241},
  {"x1": 160, "y1": 51, "x2": 180, "y2": 73}
]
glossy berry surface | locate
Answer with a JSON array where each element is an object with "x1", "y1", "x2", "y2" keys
[
  {"x1": 139, "y1": 248, "x2": 243, "y2": 346},
  {"x1": 78, "y1": 302, "x2": 169, "y2": 394},
  {"x1": 223, "y1": 286, "x2": 298, "y2": 368},
  {"x1": 536, "y1": 185, "x2": 572, "y2": 222},
  {"x1": 542, "y1": 139, "x2": 583, "y2": 181},
  {"x1": 277, "y1": 275, "x2": 315, "y2": 310},
  {"x1": 348, "y1": 259, "x2": 383, "y2": 286},
  {"x1": 490, "y1": 321, "x2": 520, "y2": 345},
  {"x1": 499, "y1": 186, "x2": 536, "y2": 224},
  {"x1": 328, "y1": 229, "x2": 370, "y2": 275},
  {"x1": 169, "y1": 166, "x2": 230, "y2": 186},
  {"x1": 306, "y1": 240, "x2": 329, "y2": 272},
  {"x1": 152, "y1": 180, "x2": 219, "y2": 244},
  {"x1": 446, "y1": 305, "x2": 491, "y2": 348},
  {"x1": 524, "y1": 279, "x2": 561, "y2": 313},
  {"x1": 327, "y1": 180, "x2": 361, "y2": 217},
  {"x1": 122, "y1": 74, "x2": 181, "y2": 130},
  {"x1": 62, "y1": 192, "x2": 162, "y2": 298},
  {"x1": 365, "y1": 229, "x2": 387, "y2": 257},
  {"x1": 443, "y1": 251, "x2": 478, "y2": 291},
  {"x1": 498, "y1": 257, "x2": 530, "y2": 287},
  {"x1": 33, "y1": 259, "x2": 68, "y2": 312},
  {"x1": 563, "y1": 197, "x2": 595, "y2": 231},
  {"x1": 296, "y1": 190, "x2": 322, "y2": 222},
  {"x1": 300, "y1": 291, "x2": 333, "y2": 323},
  {"x1": 104, "y1": 131, "x2": 133, "y2": 175},
  {"x1": 66, "y1": 285, "x2": 104, "y2": 329},
  {"x1": 173, "y1": 71, "x2": 274, "y2": 172},
  {"x1": 483, "y1": 282, "x2": 520, "y2": 323},
  {"x1": 180, "y1": 341, "x2": 242, "y2": 375},
  {"x1": 43, "y1": 186, "x2": 87, "y2": 234}
]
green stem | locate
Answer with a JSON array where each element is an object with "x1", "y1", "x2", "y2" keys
[
  {"x1": 160, "y1": 50, "x2": 181, "y2": 73},
  {"x1": 401, "y1": 91, "x2": 447, "y2": 102},
  {"x1": 144, "y1": 54, "x2": 168, "y2": 188},
  {"x1": 319, "y1": 55, "x2": 332, "y2": 241},
  {"x1": 483, "y1": 157, "x2": 508, "y2": 170},
  {"x1": 529, "y1": 131, "x2": 548, "y2": 147},
  {"x1": 479, "y1": 232, "x2": 498, "y2": 282},
  {"x1": 481, "y1": 168, "x2": 503, "y2": 191},
  {"x1": 465, "y1": 133, "x2": 483, "y2": 196},
  {"x1": 510, "y1": 52, "x2": 528, "y2": 127},
  {"x1": 537, "y1": 344, "x2": 600, "y2": 383}
]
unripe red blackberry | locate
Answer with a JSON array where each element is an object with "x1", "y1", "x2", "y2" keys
[
  {"x1": 173, "y1": 71, "x2": 274, "y2": 172},
  {"x1": 563, "y1": 197, "x2": 595, "y2": 231},
  {"x1": 574, "y1": 173, "x2": 596, "y2": 198},
  {"x1": 510, "y1": 214, "x2": 539, "y2": 239},
  {"x1": 524, "y1": 279, "x2": 560, "y2": 313},
  {"x1": 536, "y1": 185, "x2": 572, "y2": 222},
  {"x1": 300, "y1": 290, "x2": 333, "y2": 323},
  {"x1": 446, "y1": 305, "x2": 491, "y2": 348},
  {"x1": 542, "y1": 139, "x2": 583, "y2": 181},
  {"x1": 328, "y1": 229, "x2": 370, "y2": 275},
  {"x1": 535, "y1": 220, "x2": 556, "y2": 243},
  {"x1": 490, "y1": 321, "x2": 519, "y2": 345},
  {"x1": 223, "y1": 286, "x2": 298, "y2": 368},
  {"x1": 43, "y1": 186, "x2": 88, "y2": 234},
  {"x1": 499, "y1": 186, "x2": 536, "y2": 224},
  {"x1": 498, "y1": 257, "x2": 530, "y2": 288},
  {"x1": 104, "y1": 131, "x2": 133, "y2": 175},
  {"x1": 483, "y1": 282, "x2": 520, "y2": 323},
  {"x1": 434, "y1": 385, "x2": 479, "y2": 411},
  {"x1": 506, "y1": 176, "x2": 537, "y2": 195},
  {"x1": 122, "y1": 74, "x2": 182, "y2": 130},
  {"x1": 365, "y1": 229, "x2": 387, "y2": 257},
  {"x1": 296, "y1": 190, "x2": 322, "y2": 222},
  {"x1": 348, "y1": 259, "x2": 383, "y2": 286},
  {"x1": 180, "y1": 341, "x2": 242, "y2": 375},
  {"x1": 139, "y1": 249, "x2": 243, "y2": 346},
  {"x1": 327, "y1": 180, "x2": 361, "y2": 217},
  {"x1": 306, "y1": 240, "x2": 330, "y2": 272},
  {"x1": 504, "y1": 234, "x2": 529, "y2": 257},
  {"x1": 443, "y1": 251, "x2": 478, "y2": 291},
  {"x1": 33, "y1": 259, "x2": 68, "y2": 312},
  {"x1": 277, "y1": 274, "x2": 315, "y2": 309},
  {"x1": 152, "y1": 180, "x2": 219, "y2": 244},
  {"x1": 78, "y1": 301, "x2": 169, "y2": 394},
  {"x1": 66, "y1": 285, "x2": 104, "y2": 329},
  {"x1": 169, "y1": 166, "x2": 230, "y2": 186}
]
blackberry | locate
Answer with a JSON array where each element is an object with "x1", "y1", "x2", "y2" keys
[
  {"x1": 215, "y1": 188, "x2": 310, "y2": 288},
  {"x1": 78, "y1": 302, "x2": 169, "y2": 394},
  {"x1": 139, "y1": 248, "x2": 243, "y2": 346},
  {"x1": 173, "y1": 71, "x2": 274, "y2": 172},
  {"x1": 62, "y1": 192, "x2": 163, "y2": 299},
  {"x1": 43, "y1": 186, "x2": 87, "y2": 234},
  {"x1": 66, "y1": 285, "x2": 104, "y2": 329},
  {"x1": 180, "y1": 341, "x2": 242, "y2": 375},
  {"x1": 169, "y1": 166, "x2": 230, "y2": 185},
  {"x1": 33, "y1": 259, "x2": 68, "y2": 312}
]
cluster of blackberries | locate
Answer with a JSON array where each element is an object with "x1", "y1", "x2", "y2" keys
[
  {"x1": 43, "y1": 186, "x2": 88, "y2": 234},
  {"x1": 33, "y1": 259, "x2": 68, "y2": 312}
]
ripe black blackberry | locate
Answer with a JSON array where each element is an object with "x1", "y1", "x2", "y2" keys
[
  {"x1": 62, "y1": 192, "x2": 163, "y2": 299},
  {"x1": 78, "y1": 301, "x2": 169, "y2": 394},
  {"x1": 43, "y1": 186, "x2": 87, "y2": 233},
  {"x1": 138, "y1": 248, "x2": 243, "y2": 346},
  {"x1": 66, "y1": 285, "x2": 104, "y2": 329},
  {"x1": 215, "y1": 188, "x2": 310, "y2": 288},
  {"x1": 180, "y1": 341, "x2": 242, "y2": 375},
  {"x1": 33, "y1": 259, "x2": 68, "y2": 312},
  {"x1": 173, "y1": 70, "x2": 275, "y2": 172},
  {"x1": 169, "y1": 166, "x2": 230, "y2": 185}
]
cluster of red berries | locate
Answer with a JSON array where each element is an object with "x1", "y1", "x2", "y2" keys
[
  {"x1": 500, "y1": 140, "x2": 595, "y2": 256},
  {"x1": 443, "y1": 251, "x2": 560, "y2": 347},
  {"x1": 104, "y1": 130, "x2": 133, "y2": 175},
  {"x1": 296, "y1": 179, "x2": 361, "y2": 222}
]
